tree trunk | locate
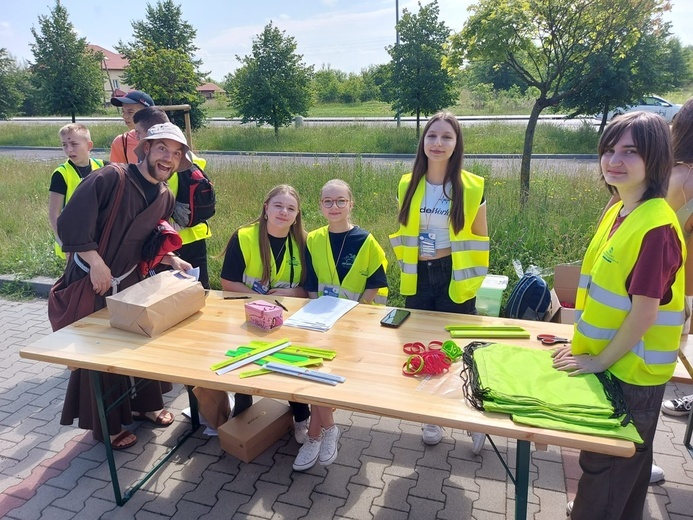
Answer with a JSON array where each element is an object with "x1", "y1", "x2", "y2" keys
[
  {"x1": 520, "y1": 100, "x2": 545, "y2": 206},
  {"x1": 598, "y1": 101, "x2": 609, "y2": 135},
  {"x1": 416, "y1": 108, "x2": 421, "y2": 139},
  {"x1": 71, "y1": 111, "x2": 76, "y2": 123}
]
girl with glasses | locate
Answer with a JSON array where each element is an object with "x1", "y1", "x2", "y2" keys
[
  {"x1": 292, "y1": 179, "x2": 388, "y2": 472},
  {"x1": 389, "y1": 111, "x2": 489, "y2": 449},
  {"x1": 219, "y1": 184, "x2": 311, "y2": 446}
]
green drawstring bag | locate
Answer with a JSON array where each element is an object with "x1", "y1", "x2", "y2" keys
[{"x1": 461, "y1": 342, "x2": 642, "y2": 443}]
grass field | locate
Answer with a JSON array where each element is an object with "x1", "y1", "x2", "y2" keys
[{"x1": 0, "y1": 155, "x2": 607, "y2": 306}]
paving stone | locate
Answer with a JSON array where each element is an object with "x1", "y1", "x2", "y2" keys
[
  {"x1": 350, "y1": 455, "x2": 388, "y2": 489},
  {"x1": 437, "y1": 484, "x2": 477, "y2": 520},
  {"x1": 444, "y1": 457, "x2": 481, "y2": 493},
  {"x1": 35, "y1": 505, "x2": 76, "y2": 519},
  {"x1": 197, "y1": 489, "x2": 252, "y2": 519},
  {"x1": 335, "y1": 482, "x2": 382, "y2": 519},
  {"x1": 69, "y1": 496, "x2": 117, "y2": 520},
  {"x1": 275, "y1": 472, "x2": 323, "y2": 509},
  {"x1": 259, "y1": 453, "x2": 295, "y2": 486},
  {"x1": 44, "y1": 457, "x2": 101, "y2": 490},
  {"x1": 664, "y1": 482, "x2": 693, "y2": 518},
  {"x1": 297, "y1": 492, "x2": 345, "y2": 520},
  {"x1": 392, "y1": 422, "x2": 427, "y2": 452},
  {"x1": 4, "y1": 483, "x2": 68, "y2": 520},
  {"x1": 417, "y1": 440, "x2": 454, "y2": 471},
  {"x1": 314, "y1": 462, "x2": 358, "y2": 499},
  {"x1": 343, "y1": 414, "x2": 379, "y2": 435},
  {"x1": 361, "y1": 430, "x2": 398, "y2": 461},
  {"x1": 372, "y1": 474, "x2": 415, "y2": 512},
  {"x1": 409, "y1": 466, "x2": 448, "y2": 502},
  {"x1": 332, "y1": 434, "x2": 369, "y2": 469},
  {"x1": 269, "y1": 501, "x2": 309, "y2": 519},
  {"x1": 383, "y1": 447, "x2": 420, "y2": 479},
  {"x1": 473, "y1": 476, "x2": 507, "y2": 514},
  {"x1": 365, "y1": 505, "x2": 410, "y2": 520},
  {"x1": 50, "y1": 475, "x2": 110, "y2": 511},
  {"x1": 532, "y1": 487, "x2": 571, "y2": 520},
  {"x1": 237, "y1": 480, "x2": 289, "y2": 518},
  {"x1": 532, "y1": 457, "x2": 566, "y2": 492},
  {"x1": 182, "y1": 469, "x2": 235, "y2": 506},
  {"x1": 406, "y1": 495, "x2": 444, "y2": 518},
  {"x1": 372, "y1": 416, "x2": 403, "y2": 434},
  {"x1": 169, "y1": 499, "x2": 211, "y2": 519},
  {"x1": 142, "y1": 478, "x2": 197, "y2": 517}
]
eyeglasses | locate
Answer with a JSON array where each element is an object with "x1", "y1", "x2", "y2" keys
[{"x1": 321, "y1": 198, "x2": 349, "y2": 209}]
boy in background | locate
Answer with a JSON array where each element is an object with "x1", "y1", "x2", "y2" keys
[
  {"x1": 48, "y1": 123, "x2": 106, "y2": 259},
  {"x1": 133, "y1": 107, "x2": 214, "y2": 288},
  {"x1": 109, "y1": 90, "x2": 155, "y2": 163}
]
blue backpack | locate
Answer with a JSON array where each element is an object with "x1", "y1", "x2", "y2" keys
[{"x1": 503, "y1": 273, "x2": 551, "y2": 321}]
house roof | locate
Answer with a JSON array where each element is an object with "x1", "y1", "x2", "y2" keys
[
  {"x1": 197, "y1": 82, "x2": 226, "y2": 93},
  {"x1": 87, "y1": 44, "x2": 129, "y2": 71}
]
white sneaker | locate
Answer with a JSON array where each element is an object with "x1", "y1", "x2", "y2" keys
[
  {"x1": 294, "y1": 419, "x2": 309, "y2": 444},
  {"x1": 318, "y1": 425, "x2": 340, "y2": 466},
  {"x1": 422, "y1": 424, "x2": 444, "y2": 445},
  {"x1": 661, "y1": 395, "x2": 693, "y2": 416},
  {"x1": 650, "y1": 464, "x2": 665, "y2": 484},
  {"x1": 293, "y1": 437, "x2": 321, "y2": 471},
  {"x1": 566, "y1": 500, "x2": 573, "y2": 517},
  {"x1": 470, "y1": 431, "x2": 486, "y2": 454}
]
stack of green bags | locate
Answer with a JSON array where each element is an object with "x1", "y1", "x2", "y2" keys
[{"x1": 462, "y1": 342, "x2": 642, "y2": 443}]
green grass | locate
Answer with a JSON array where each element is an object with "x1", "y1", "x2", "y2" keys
[
  {"x1": 2, "y1": 122, "x2": 600, "y2": 155},
  {"x1": 0, "y1": 155, "x2": 608, "y2": 306}
]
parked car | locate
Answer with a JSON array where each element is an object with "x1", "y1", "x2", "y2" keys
[{"x1": 606, "y1": 95, "x2": 682, "y2": 123}]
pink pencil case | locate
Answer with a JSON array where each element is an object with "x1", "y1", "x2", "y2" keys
[{"x1": 244, "y1": 300, "x2": 284, "y2": 330}]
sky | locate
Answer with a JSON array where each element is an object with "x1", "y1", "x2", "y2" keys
[{"x1": 2, "y1": 0, "x2": 692, "y2": 83}]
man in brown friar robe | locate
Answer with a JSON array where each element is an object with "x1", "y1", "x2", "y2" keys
[{"x1": 57, "y1": 123, "x2": 194, "y2": 450}]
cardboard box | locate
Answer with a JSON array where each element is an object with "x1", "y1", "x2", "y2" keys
[
  {"x1": 218, "y1": 398, "x2": 293, "y2": 463},
  {"x1": 477, "y1": 274, "x2": 509, "y2": 317},
  {"x1": 545, "y1": 263, "x2": 581, "y2": 324},
  {"x1": 106, "y1": 271, "x2": 205, "y2": 337}
]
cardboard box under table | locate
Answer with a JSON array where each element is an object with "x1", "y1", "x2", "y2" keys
[{"x1": 218, "y1": 398, "x2": 293, "y2": 463}]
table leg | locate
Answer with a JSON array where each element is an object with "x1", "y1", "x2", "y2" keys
[
  {"x1": 90, "y1": 371, "x2": 124, "y2": 505},
  {"x1": 514, "y1": 439, "x2": 530, "y2": 520},
  {"x1": 685, "y1": 409, "x2": 693, "y2": 459}
]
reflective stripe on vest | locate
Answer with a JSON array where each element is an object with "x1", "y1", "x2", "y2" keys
[
  {"x1": 571, "y1": 199, "x2": 685, "y2": 385},
  {"x1": 238, "y1": 223, "x2": 302, "y2": 292},
  {"x1": 389, "y1": 171, "x2": 488, "y2": 303},
  {"x1": 307, "y1": 226, "x2": 388, "y2": 304}
]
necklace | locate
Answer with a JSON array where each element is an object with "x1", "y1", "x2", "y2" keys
[
  {"x1": 269, "y1": 236, "x2": 288, "y2": 287},
  {"x1": 328, "y1": 227, "x2": 353, "y2": 284}
]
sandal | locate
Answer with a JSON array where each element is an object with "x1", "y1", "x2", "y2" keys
[
  {"x1": 110, "y1": 430, "x2": 137, "y2": 450},
  {"x1": 132, "y1": 409, "x2": 175, "y2": 427}
]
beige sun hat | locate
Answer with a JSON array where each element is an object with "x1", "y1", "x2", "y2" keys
[{"x1": 133, "y1": 123, "x2": 193, "y2": 171}]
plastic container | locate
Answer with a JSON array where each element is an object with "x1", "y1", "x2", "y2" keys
[{"x1": 476, "y1": 274, "x2": 509, "y2": 317}]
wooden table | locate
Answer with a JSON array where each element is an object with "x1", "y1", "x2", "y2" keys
[{"x1": 20, "y1": 292, "x2": 635, "y2": 520}]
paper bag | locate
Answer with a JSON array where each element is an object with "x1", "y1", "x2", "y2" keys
[
  {"x1": 192, "y1": 387, "x2": 232, "y2": 429},
  {"x1": 106, "y1": 271, "x2": 205, "y2": 337}
]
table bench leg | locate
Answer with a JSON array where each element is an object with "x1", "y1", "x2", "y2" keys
[
  {"x1": 514, "y1": 439, "x2": 530, "y2": 520},
  {"x1": 685, "y1": 408, "x2": 693, "y2": 459},
  {"x1": 91, "y1": 372, "x2": 201, "y2": 506}
]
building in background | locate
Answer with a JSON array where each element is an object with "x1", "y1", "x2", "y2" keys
[{"x1": 87, "y1": 44, "x2": 131, "y2": 104}]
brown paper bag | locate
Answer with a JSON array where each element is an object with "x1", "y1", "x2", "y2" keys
[
  {"x1": 192, "y1": 387, "x2": 232, "y2": 429},
  {"x1": 106, "y1": 271, "x2": 205, "y2": 337}
]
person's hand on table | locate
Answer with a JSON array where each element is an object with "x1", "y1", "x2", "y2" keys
[{"x1": 552, "y1": 347, "x2": 606, "y2": 376}]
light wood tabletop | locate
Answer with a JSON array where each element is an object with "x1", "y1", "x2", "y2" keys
[{"x1": 20, "y1": 291, "x2": 635, "y2": 458}]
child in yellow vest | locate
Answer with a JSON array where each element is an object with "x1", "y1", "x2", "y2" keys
[
  {"x1": 48, "y1": 123, "x2": 105, "y2": 259},
  {"x1": 553, "y1": 112, "x2": 685, "y2": 520},
  {"x1": 294, "y1": 179, "x2": 389, "y2": 471}
]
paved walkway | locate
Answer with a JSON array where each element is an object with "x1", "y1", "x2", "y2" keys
[{"x1": 1, "y1": 297, "x2": 692, "y2": 519}]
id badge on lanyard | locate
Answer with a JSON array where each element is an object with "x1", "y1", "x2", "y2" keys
[
  {"x1": 419, "y1": 232, "x2": 436, "y2": 258},
  {"x1": 322, "y1": 285, "x2": 340, "y2": 298},
  {"x1": 252, "y1": 280, "x2": 269, "y2": 294}
]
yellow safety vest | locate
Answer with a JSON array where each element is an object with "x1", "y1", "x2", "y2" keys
[
  {"x1": 389, "y1": 171, "x2": 489, "y2": 303},
  {"x1": 307, "y1": 226, "x2": 388, "y2": 304},
  {"x1": 572, "y1": 199, "x2": 685, "y2": 385},
  {"x1": 238, "y1": 222, "x2": 302, "y2": 292},
  {"x1": 53, "y1": 158, "x2": 104, "y2": 259},
  {"x1": 167, "y1": 153, "x2": 212, "y2": 245}
]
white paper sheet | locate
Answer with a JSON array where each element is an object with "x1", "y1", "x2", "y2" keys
[{"x1": 284, "y1": 296, "x2": 359, "y2": 332}]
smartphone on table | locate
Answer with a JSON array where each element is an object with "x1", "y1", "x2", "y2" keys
[{"x1": 380, "y1": 308, "x2": 411, "y2": 328}]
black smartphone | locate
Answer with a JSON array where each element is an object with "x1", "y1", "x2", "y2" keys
[{"x1": 380, "y1": 309, "x2": 411, "y2": 328}]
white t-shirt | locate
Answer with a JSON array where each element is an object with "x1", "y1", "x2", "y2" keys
[{"x1": 420, "y1": 181, "x2": 452, "y2": 249}]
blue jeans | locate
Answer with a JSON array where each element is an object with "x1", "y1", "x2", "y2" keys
[{"x1": 405, "y1": 255, "x2": 477, "y2": 314}]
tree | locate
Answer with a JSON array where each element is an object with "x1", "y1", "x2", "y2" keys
[
  {"x1": 117, "y1": 0, "x2": 206, "y2": 130},
  {"x1": 385, "y1": 1, "x2": 458, "y2": 137},
  {"x1": 0, "y1": 50, "x2": 25, "y2": 119},
  {"x1": 229, "y1": 22, "x2": 313, "y2": 137},
  {"x1": 452, "y1": 0, "x2": 670, "y2": 204},
  {"x1": 561, "y1": 30, "x2": 676, "y2": 134},
  {"x1": 29, "y1": 0, "x2": 104, "y2": 122}
]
